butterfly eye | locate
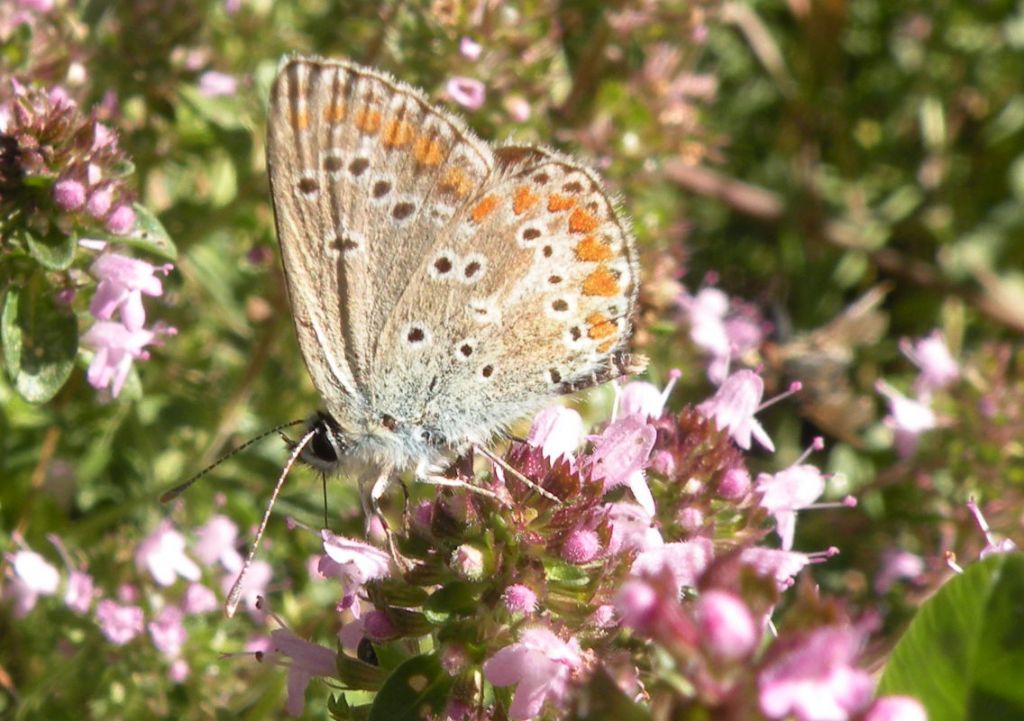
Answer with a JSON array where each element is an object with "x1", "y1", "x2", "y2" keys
[{"x1": 310, "y1": 424, "x2": 339, "y2": 464}]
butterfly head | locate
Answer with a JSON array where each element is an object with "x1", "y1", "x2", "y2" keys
[{"x1": 297, "y1": 411, "x2": 351, "y2": 474}]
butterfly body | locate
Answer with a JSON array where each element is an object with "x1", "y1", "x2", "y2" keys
[{"x1": 266, "y1": 55, "x2": 642, "y2": 491}]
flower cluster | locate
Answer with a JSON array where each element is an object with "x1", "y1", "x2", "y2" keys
[
  {"x1": 0, "y1": 81, "x2": 136, "y2": 237},
  {"x1": 232, "y1": 370, "x2": 924, "y2": 720}
]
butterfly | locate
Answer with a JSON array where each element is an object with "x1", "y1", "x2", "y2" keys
[{"x1": 212, "y1": 55, "x2": 643, "y2": 614}]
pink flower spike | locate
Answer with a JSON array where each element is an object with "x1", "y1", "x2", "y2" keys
[
  {"x1": 268, "y1": 628, "x2": 337, "y2": 717},
  {"x1": 875, "y1": 380, "x2": 937, "y2": 457},
  {"x1": 698, "y1": 369, "x2": 775, "y2": 451},
  {"x1": 64, "y1": 570, "x2": 96, "y2": 614},
  {"x1": 459, "y1": 36, "x2": 482, "y2": 60},
  {"x1": 149, "y1": 605, "x2": 187, "y2": 657},
  {"x1": 863, "y1": 696, "x2": 928, "y2": 721},
  {"x1": 198, "y1": 70, "x2": 238, "y2": 97},
  {"x1": 53, "y1": 177, "x2": 86, "y2": 210},
  {"x1": 96, "y1": 599, "x2": 144, "y2": 645},
  {"x1": 696, "y1": 590, "x2": 759, "y2": 661},
  {"x1": 135, "y1": 520, "x2": 200, "y2": 586},
  {"x1": 527, "y1": 405, "x2": 585, "y2": 462},
  {"x1": 740, "y1": 547, "x2": 813, "y2": 588},
  {"x1": 758, "y1": 626, "x2": 874, "y2": 721},
  {"x1": 89, "y1": 252, "x2": 171, "y2": 331},
  {"x1": 483, "y1": 626, "x2": 583, "y2": 720},
  {"x1": 446, "y1": 76, "x2": 486, "y2": 110}
]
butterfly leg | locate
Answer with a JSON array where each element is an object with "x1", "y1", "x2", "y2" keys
[
  {"x1": 413, "y1": 457, "x2": 506, "y2": 503},
  {"x1": 366, "y1": 469, "x2": 408, "y2": 569}
]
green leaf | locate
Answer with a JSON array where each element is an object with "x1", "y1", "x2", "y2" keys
[
  {"x1": 23, "y1": 225, "x2": 76, "y2": 271},
  {"x1": 424, "y1": 581, "x2": 485, "y2": 616},
  {"x1": 879, "y1": 553, "x2": 1024, "y2": 721},
  {"x1": 112, "y1": 204, "x2": 178, "y2": 261},
  {"x1": 367, "y1": 654, "x2": 453, "y2": 721},
  {"x1": 544, "y1": 559, "x2": 591, "y2": 588},
  {"x1": 336, "y1": 654, "x2": 388, "y2": 691},
  {"x1": 1, "y1": 279, "x2": 78, "y2": 403}
]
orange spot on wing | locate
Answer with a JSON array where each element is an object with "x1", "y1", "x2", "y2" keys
[
  {"x1": 582, "y1": 265, "x2": 619, "y2": 297},
  {"x1": 291, "y1": 109, "x2": 309, "y2": 130},
  {"x1": 568, "y1": 207, "x2": 599, "y2": 234},
  {"x1": 471, "y1": 194, "x2": 499, "y2": 223},
  {"x1": 440, "y1": 166, "x2": 473, "y2": 196},
  {"x1": 381, "y1": 119, "x2": 414, "y2": 147},
  {"x1": 322, "y1": 103, "x2": 346, "y2": 123},
  {"x1": 354, "y1": 107, "x2": 382, "y2": 134},
  {"x1": 513, "y1": 185, "x2": 539, "y2": 215},
  {"x1": 596, "y1": 339, "x2": 616, "y2": 353},
  {"x1": 586, "y1": 312, "x2": 617, "y2": 339},
  {"x1": 574, "y1": 236, "x2": 613, "y2": 262},
  {"x1": 547, "y1": 193, "x2": 576, "y2": 212},
  {"x1": 413, "y1": 136, "x2": 444, "y2": 166}
]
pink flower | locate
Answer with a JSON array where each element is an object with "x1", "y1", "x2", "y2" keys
[
  {"x1": 135, "y1": 520, "x2": 201, "y2": 587},
  {"x1": 696, "y1": 590, "x2": 758, "y2": 661},
  {"x1": 561, "y1": 528, "x2": 600, "y2": 564},
  {"x1": 95, "y1": 599, "x2": 144, "y2": 645},
  {"x1": 967, "y1": 498, "x2": 1017, "y2": 558},
  {"x1": 452, "y1": 543, "x2": 485, "y2": 579},
  {"x1": 875, "y1": 380, "x2": 936, "y2": 457},
  {"x1": 81, "y1": 320, "x2": 174, "y2": 397},
  {"x1": 53, "y1": 177, "x2": 86, "y2": 210},
  {"x1": 318, "y1": 531, "x2": 391, "y2": 614},
  {"x1": 169, "y1": 658, "x2": 189, "y2": 683},
  {"x1": 758, "y1": 626, "x2": 874, "y2": 721},
  {"x1": 220, "y1": 559, "x2": 271, "y2": 616},
  {"x1": 901, "y1": 331, "x2": 958, "y2": 397},
  {"x1": 606, "y1": 502, "x2": 663, "y2": 555},
  {"x1": 198, "y1": 70, "x2": 238, "y2": 97},
  {"x1": 149, "y1": 604, "x2": 187, "y2": 657},
  {"x1": 459, "y1": 36, "x2": 482, "y2": 60},
  {"x1": 183, "y1": 582, "x2": 218, "y2": 614},
  {"x1": 193, "y1": 514, "x2": 243, "y2": 570},
  {"x1": 6, "y1": 549, "x2": 60, "y2": 617},
  {"x1": 740, "y1": 547, "x2": 813, "y2": 587},
  {"x1": 105, "y1": 204, "x2": 136, "y2": 235},
  {"x1": 718, "y1": 467, "x2": 752, "y2": 500},
  {"x1": 64, "y1": 570, "x2": 96, "y2": 614},
  {"x1": 89, "y1": 252, "x2": 172, "y2": 331},
  {"x1": 699, "y1": 369, "x2": 775, "y2": 451},
  {"x1": 589, "y1": 416, "x2": 657, "y2": 515},
  {"x1": 632, "y1": 537, "x2": 713, "y2": 595},
  {"x1": 863, "y1": 696, "x2": 928, "y2": 721},
  {"x1": 483, "y1": 626, "x2": 583, "y2": 720},
  {"x1": 446, "y1": 77, "x2": 486, "y2": 110},
  {"x1": 874, "y1": 550, "x2": 924, "y2": 593},
  {"x1": 617, "y1": 369, "x2": 681, "y2": 420},
  {"x1": 527, "y1": 405, "x2": 585, "y2": 462},
  {"x1": 86, "y1": 184, "x2": 113, "y2": 217},
  {"x1": 503, "y1": 584, "x2": 538, "y2": 614},
  {"x1": 756, "y1": 464, "x2": 826, "y2": 550},
  {"x1": 266, "y1": 629, "x2": 337, "y2": 717}
]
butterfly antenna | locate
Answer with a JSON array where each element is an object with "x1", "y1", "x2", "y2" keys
[
  {"x1": 225, "y1": 425, "x2": 317, "y2": 618},
  {"x1": 159, "y1": 419, "x2": 308, "y2": 503}
]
